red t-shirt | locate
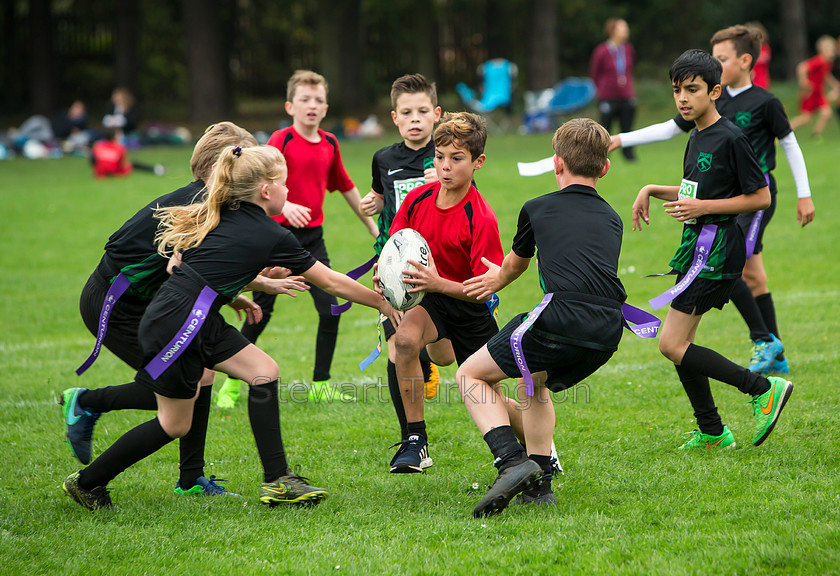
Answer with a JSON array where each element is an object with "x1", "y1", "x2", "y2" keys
[
  {"x1": 390, "y1": 182, "x2": 503, "y2": 283},
  {"x1": 92, "y1": 140, "x2": 131, "y2": 177},
  {"x1": 751, "y1": 43, "x2": 771, "y2": 89},
  {"x1": 266, "y1": 126, "x2": 354, "y2": 227}
]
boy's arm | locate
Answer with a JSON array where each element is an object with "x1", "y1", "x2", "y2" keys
[
  {"x1": 632, "y1": 185, "x2": 679, "y2": 230},
  {"x1": 403, "y1": 253, "x2": 489, "y2": 304},
  {"x1": 796, "y1": 61, "x2": 809, "y2": 89},
  {"x1": 777, "y1": 132, "x2": 816, "y2": 227},
  {"x1": 463, "y1": 254, "x2": 529, "y2": 300},
  {"x1": 609, "y1": 119, "x2": 686, "y2": 153},
  {"x1": 663, "y1": 186, "x2": 771, "y2": 222},
  {"x1": 340, "y1": 186, "x2": 379, "y2": 237}
]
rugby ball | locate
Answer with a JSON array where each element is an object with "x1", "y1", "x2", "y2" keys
[{"x1": 378, "y1": 228, "x2": 430, "y2": 311}]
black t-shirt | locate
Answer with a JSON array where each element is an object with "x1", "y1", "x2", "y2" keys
[
  {"x1": 674, "y1": 85, "x2": 792, "y2": 185},
  {"x1": 512, "y1": 184, "x2": 626, "y2": 350},
  {"x1": 669, "y1": 116, "x2": 766, "y2": 279},
  {"x1": 100, "y1": 180, "x2": 206, "y2": 300},
  {"x1": 371, "y1": 140, "x2": 435, "y2": 254},
  {"x1": 180, "y1": 201, "x2": 317, "y2": 300}
]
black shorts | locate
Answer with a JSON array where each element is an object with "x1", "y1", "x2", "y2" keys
[
  {"x1": 669, "y1": 274, "x2": 737, "y2": 315},
  {"x1": 736, "y1": 186, "x2": 777, "y2": 255},
  {"x1": 79, "y1": 269, "x2": 149, "y2": 370},
  {"x1": 135, "y1": 268, "x2": 249, "y2": 399},
  {"x1": 417, "y1": 293, "x2": 498, "y2": 365},
  {"x1": 487, "y1": 313, "x2": 615, "y2": 393}
]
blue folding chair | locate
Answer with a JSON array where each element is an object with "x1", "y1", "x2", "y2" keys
[
  {"x1": 457, "y1": 59, "x2": 518, "y2": 129},
  {"x1": 521, "y1": 77, "x2": 596, "y2": 133}
]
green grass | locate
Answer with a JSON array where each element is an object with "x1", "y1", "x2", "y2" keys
[{"x1": 1, "y1": 88, "x2": 839, "y2": 575}]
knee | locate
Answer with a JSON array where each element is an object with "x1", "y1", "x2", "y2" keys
[
  {"x1": 159, "y1": 417, "x2": 191, "y2": 439},
  {"x1": 658, "y1": 339, "x2": 683, "y2": 364},
  {"x1": 199, "y1": 369, "x2": 216, "y2": 387},
  {"x1": 250, "y1": 357, "x2": 279, "y2": 384},
  {"x1": 394, "y1": 330, "x2": 422, "y2": 360}
]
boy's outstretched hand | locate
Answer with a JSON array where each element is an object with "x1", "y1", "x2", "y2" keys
[
  {"x1": 631, "y1": 189, "x2": 651, "y2": 231},
  {"x1": 463, "y1": 257, "x2": 502, "y2": 301}
]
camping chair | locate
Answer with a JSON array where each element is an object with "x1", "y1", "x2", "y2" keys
[
  {"x1": 456, "y1": 58, "x2": 518, "y2": 130},
  {"x1": 521, "y1": 77, "x2": 596, "y2": 133}
]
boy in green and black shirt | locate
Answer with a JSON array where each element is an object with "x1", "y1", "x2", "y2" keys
[
  {"x1": 632, "y1": 49, "x2": 793, "y2": 449},
  {"x1": 360, "y1": 74, "x2": 443, "y2": 446}
]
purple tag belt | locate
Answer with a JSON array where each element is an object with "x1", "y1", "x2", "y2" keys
[
  {"x1": 648, "y1": 223, "x2": 718, "y2": 310},
  {"x1": 745, "y1": 173, "x2": 771, "y2": 259},
  {"x1": 510, "y1": 292, "x2": 660, "y2": 396},
  {"x1": 144, "y1": 284, "x2": 218, "y2": 380},
  {"x1": 331, "y1": 254, "x2": 378, "y2": 315},
  {"x1": 76, "y1": 273, "x2": 132, "y2": 375}
]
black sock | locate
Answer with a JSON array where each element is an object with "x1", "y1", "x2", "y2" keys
[
  {"x1": 79, "y1": 381, "x2": 157, "y2": 413},
  {"x1": 756, "y1": 293, "x2": 780, "y2": 342},
  {"x1": 419, "y1": 348, "x2": 432, "y2": 382},
  {"x1": 79, "y1": 417, "x2": 173, "y2": 490},
  {"x1": 681, "y1": 344, "x2": 771, "y2": 396},
  {"x1": 248, "y1": 380, "x2": 288, "y2": 483},
  {"x1": 387, "y1": 360, "x2": 408, "y2": 440},
  {"x1": 730, "y1": 279, "x2": 771, "y2": 341},
  {"x1": 483, "y1": 425, "x2": 527, "y2": 470},
  {"x1": 529, "y1": 453, "x2": 553, "y2": 476},
  {"x1": 313, "y1": 314, "x2": 339, "y2": 381},
  {"x1": 675, "y1": 364, "x2": 724, "y2": 436},
  {"x1": 178, "y1": 385, "x2": 212, "y2": 488},
  {"x1": 406, "y1": 420, "x2": 427, "y2": 440}
]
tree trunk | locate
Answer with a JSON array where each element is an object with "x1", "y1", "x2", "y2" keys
[
  {"x1": 779, "y1": 0, "x2": 808, "y2": 80},
  {"x1": 28, "y1": 0, "x2": 53, "y2": 114},
  {"x1": 527, "y1": 0, "x2": 558, "y2": 90},
  {"x1": 318, "y1": 0, "x2": 365, "y2": 115},
  {"x1": 181, "y1": 0, "x2": 229, "y2": 121},
  {"x1": 114, "y1": 0, "x2": 140, "y2": 95}
]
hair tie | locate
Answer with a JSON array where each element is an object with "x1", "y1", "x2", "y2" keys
[{"x1": 232, "y1": 145, "x2": 242, "y2": 157}]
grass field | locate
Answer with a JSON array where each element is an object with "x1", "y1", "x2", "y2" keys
[{"x1": 1, "y1": 88, "x2": 839, "y2": 575}]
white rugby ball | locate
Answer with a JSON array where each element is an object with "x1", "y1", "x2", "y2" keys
[{"x1": 378, "y1": 228, "x2": 430, "y2": 311}]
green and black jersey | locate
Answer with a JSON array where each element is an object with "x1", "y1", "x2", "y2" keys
[
  {"x1": 674, "y1": 85, "x2": 792, "y2": 192},
  {"x1": 669, "y1": 117, "x2": 766, "y2": 280},
  {"x1": 371, "y1": 140, "x2": 435, "y2": 255},
  {"x1": 98, "y1": 180, "x2": 205, "y2": 300}
]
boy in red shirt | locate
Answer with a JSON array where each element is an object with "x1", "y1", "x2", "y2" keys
[
  {"x1": 790, "y1": 35, "x2": 840, "y2": 137},
  {"x1": 217, "y1": 70, "x2": 378, "y2": 405},
  {"x1": 91, "y1": 128, "x2": 132, "y2": 178},
  {"x1": 381, "y1": 112, "x2": 504, "y2": 473}
]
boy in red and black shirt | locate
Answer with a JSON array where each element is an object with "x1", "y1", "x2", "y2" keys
[
  {"x1": 381, "y1": 112, "x2": 504, "y2": 473},
  {"x1": 91, "y1": 128, "x2": 132, "y2": 178}
]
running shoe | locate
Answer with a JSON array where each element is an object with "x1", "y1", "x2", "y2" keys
[
  {"x1": 216, "y1": 377, "x2": 241, "y2": 409},
  {"x1": 473, "y1": 459, "x2": 541, "y2": 517},
  {"x1": 174, "y1": 475, "x2": 240, "y2": 496},
  {"x1": 515, "y1": 473, "x2": 557, "y2": 506},
  {"x1": 259, "y1": 472, "x2": 327, "y2": 507},
  {"x1": 63, "y1": 470, "x2": 112, "y2": 510},
  {"x1": 765, "y1": 356, "x2": 790, "y2": 375},
  {"x1": 308, "y1": 380, "x2": 355, "y2": 403},
  {"x1": 59, "y1": 387, "x2": 100, "y2": 464},
  {"x1": 748, "y1": 334, "x2": 784, "y2": 373},
  {"x1": 424, "y1": 362, "x2": 440, "y2": 400},
  {"x1": 389, "y1": 434, "x2": 432, "y2": 473},
  {"x1": 752, "y1": 377, "x2": 794, "y2": 446},
  {"x1": 678, "y1": 426, "x2": 736, "y2": 450},
  {"x1": 549, "y1": 441, "x2": 564, "y2": 476}
]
